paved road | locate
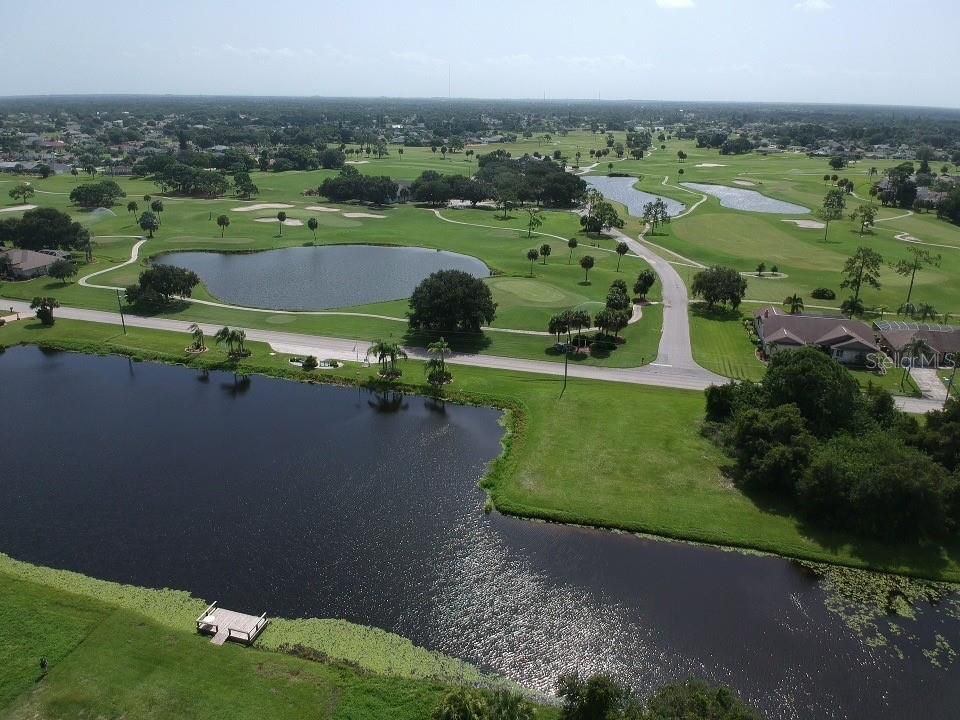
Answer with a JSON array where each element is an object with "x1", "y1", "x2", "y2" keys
[
  {"x1": 2, "y1": 299, "x2": 725, "y2": 392},
  {"x1": 2, "y1": 223, "x2": 945, "y2": 413}
]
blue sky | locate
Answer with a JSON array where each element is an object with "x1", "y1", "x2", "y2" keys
[{"x1": 2, "y1": 0, "x2": 958, "y2": 107}]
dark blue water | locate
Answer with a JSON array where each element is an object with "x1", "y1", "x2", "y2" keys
[
  {"x1": 160, "y1": 245, "x2": 490, "y2": 310},
  {"x1": 1, "y1": 346, "x2": 958, "y2": 720}
]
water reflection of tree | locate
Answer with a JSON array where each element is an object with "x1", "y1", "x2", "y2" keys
[
  {"x1": 197, "y1": 368, "x2": 210, "y2": 383},
  {"x1": 368, "y1": 389, "x2": 407, "y2": 413},
  {"x1": 424, "y1": 396, "x2": 447, "y2": 415},
  {"x1": 221, "y1": 372, "x2": 252, "y2": 397}
]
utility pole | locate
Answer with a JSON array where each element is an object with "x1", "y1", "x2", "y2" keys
[
  {"x1": 945, "y1": 360, "x2": 958, "y2": 409},
  {"x1": 115, "y1": 288, "x2": 127, "y2": 335},
  {"x1": 561, "y1": 349, "x2": 569, "y2": 397}
]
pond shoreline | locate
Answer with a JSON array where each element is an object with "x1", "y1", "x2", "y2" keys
[
  {"x1": 154, "y1": 244, "x2": 491, "y2": 312},
  {"x1": 1, "y1": 332, "x2": 957, "y2": 585},
  {"x1": 4, "y1": 340, "x2": 960, "y2": 717}
]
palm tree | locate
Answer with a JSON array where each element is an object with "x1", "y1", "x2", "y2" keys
[
  {"x1": 901, "y1": 336, "x2": 933, "y2": 391},
  {"x1": 570, "y1": 309, "x2": 591, "y2": 341},
  {"x1": 216, "y1": 214, "x2": 230, "y2": 237},
  {"x1": 230, "y1": 328, "x2": 247, "y2": 356},
  {"x1": 187, "y1": 323, "x2": 205, "y2": 350},
  {"x1": 214, "y1": 326, "x2": 234, "y2": 355},
  {"x1": 579, "y1": 254, "x2": 595, "y2": 283},
  {"x1": 783, "y1": 294, "x2": 804, "y2": 314},
  {"x1": 841, "y1": 295, "x2": 865, "y2": 318},
  {"x1": 526, "y1": 248, "x2": 539, "y2": 276},
  {"x1": 425, "y1": 337, "x2": 451, "y2": 386},
  {"x1": 916, "y1": 303, "x2": 938, "y2": 322},
  {"x1": 615, "y1": 241, "x2": 628, "y2": 271},
  {"x1": 367, "y1": 339, "x2": 407, "y2": 378},
  {"x1": 307, "y1": 217, "x2": 319, "y2": 240},
  {"x1": 126, "y1": 200, "x2": 138, "y2": 216},
  {"x1": 277, "y1": 211, "x2": 287, "y2": 236},
  {"x1": 899, "y1": 301, "x2": 917, "y2": 318},
  {"x1": 567, "y1": 237, "x2": 578, "y2": 264},
  {"x1": 539, "y1": 243, "x2": 551, "y2": 265},
  {"x1": 150, "y1": 199, "x2": 164, "y2": 224}
]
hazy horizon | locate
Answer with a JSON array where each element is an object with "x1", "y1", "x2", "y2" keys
[{"x1": 2, "y1": 0, "x2": 959, "y2": 108}]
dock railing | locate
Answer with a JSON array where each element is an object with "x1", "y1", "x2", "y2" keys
[
  {"x1": 231, "y1": 613, "x2": 269, "y2": 643},
  {"x1": 196, "y1": 601, "x2": 219, "y2": 633}
]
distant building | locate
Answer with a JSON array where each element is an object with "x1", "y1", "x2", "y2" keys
[
  {"x1": 753, "y1": 305, "x2": 879, "y2": 365},
  {"x1": 0, "y1": 248, "x2": 61, "y2": 279},
  {"x1": 876, "y1": 320, "x2": 960, "y2": 368}
]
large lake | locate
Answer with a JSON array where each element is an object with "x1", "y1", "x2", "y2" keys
[
  {"x1": 681, "y1": 183, "x2": 810, "y2": 214},
  {"x1": 2, "y1": 346, "x2": 959, "y2": 720},
  {"x1": 161, "y1": 245, "x2": 490, "y2": 310},
  {"x1": 584, "y1": 176, "x2": 686, "y2": 217}
]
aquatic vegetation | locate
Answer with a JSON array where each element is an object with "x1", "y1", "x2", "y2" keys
[
  {"x1": 801, "y1": 560, "x2": 960, "y2": 664},
  {"x1": 0, "y1": 553, "x2": 484, "y2": 683}
]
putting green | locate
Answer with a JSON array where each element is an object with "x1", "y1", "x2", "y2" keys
[{"x1": 487, "y1": 277, "x2": 569, "y2": 304}]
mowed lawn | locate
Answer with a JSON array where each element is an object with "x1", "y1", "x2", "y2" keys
[
  {"x1": 688, "y1": 305, "x2": 765, "y2": 381},
  {"x1": 0, "y1": 175, "x2": 662, "y2": 367},
  {"x1": 3, "y1": 318, "x2": 959, "y2": 581},
  {"x1": 0, "y1": 573, "x2": 453, "y2": 720}
]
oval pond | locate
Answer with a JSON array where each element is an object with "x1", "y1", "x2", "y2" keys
[{"x1": 160, "y1": 244, "x2": 490, "y2": 310}]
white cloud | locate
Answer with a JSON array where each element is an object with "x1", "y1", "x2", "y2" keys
[
  {"x1": 483, "y1": 54, "x2": 534, "y2": 67},
  {"x1": 793, "y1": 0, "x2": 832, "y2": 11},
  {"x1": 390, "y1": 50, "x2": 446, "y2": 66},
  {"x1": 562, "y1": 54, "x2": 652, "y2": 70},
  {"x1": 655, "y1": 0, "x2": 695, "y2": 8}
]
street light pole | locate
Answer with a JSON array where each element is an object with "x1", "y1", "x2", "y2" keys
[{"x1": 115, "y1": 288, "x2": 126, "y2": 335}]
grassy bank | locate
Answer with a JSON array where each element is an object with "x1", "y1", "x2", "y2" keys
[
  {"x1": 0, "y1": 555, "x2": 495, "y2": 719},
  {"x1": 2, "y1": 318, "x2": 959, "y2": 582}
]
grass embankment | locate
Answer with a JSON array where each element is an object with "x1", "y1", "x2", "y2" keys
[
  {"x1": 2, "y1": 318, "x2": 959, "y2": 583},
  {"x1": 0, "y1": 555, "x2": 489, "y2": 719}
]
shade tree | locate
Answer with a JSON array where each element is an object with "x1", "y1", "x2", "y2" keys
[
  {"x1": 408, "y1": 269, "x2": 497, "y2": 333},
  {"x1": 691, "y1": 265, "x2": 748, "y2": 310}
]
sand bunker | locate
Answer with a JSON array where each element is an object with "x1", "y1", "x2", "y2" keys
[
  {"x1": 695, "y1": 163, "x2": 727, "y2": 168},
  {"x1": 345, "y1": 160, "x2": 370, "y2": 165},
  {"x1": 0, "y1": 204, "x2": 36, "y2": 213},
  {"x1": 782, "y1": 219, "x2": 825, "y2": 229},
  {"x1": 733, "y1": 180, "x2": 755, "y2": 187},
  {"x1": 255, "y1": 217, "x2": 304, "y2": 226},
  {"x1": 232, "y1": 203, "x2": 294, "y2": 212},
  {"x1": 305, "y1": 206, "x2": 341, "y2": 213},
  {"x1": 342, "y1": 212, "x2": 385, "y2": 219}
]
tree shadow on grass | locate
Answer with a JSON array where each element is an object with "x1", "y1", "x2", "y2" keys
[
  {"x1": 543, "y1": 345, "x2": 591, "y2": 362},
  {"x1": 690, "y1": 304, "x2": 745, "y2": 323},
  {"x1": 725, "y1": 463, "x2": 957, "y2": 578},
  {"x1": 20, "y1": 321, "x2": 50, "y2": 332},
  {"x1": 403, "y1": 329, "x2": 492, "y2": 354},
  {"x1": 127, "y1": 299, "x2": 193, "y2": 318}
]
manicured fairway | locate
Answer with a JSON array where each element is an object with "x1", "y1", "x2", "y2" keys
[
  {"x1": 0, "y1": 174, "x2": 661, "y2": 366},
  {"x1": 3, "y1": 318, "x2": 958, "y2": 582}
]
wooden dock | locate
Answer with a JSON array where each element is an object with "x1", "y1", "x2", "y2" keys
[{"x1": 196, "y1": 602, "x2": 268, "y2": 646}]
